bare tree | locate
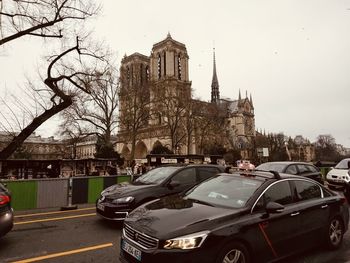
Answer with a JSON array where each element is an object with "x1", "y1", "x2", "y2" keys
[
  {"x1": 0, "y1": 0, "x2": 99, "y2": 46},
  {"x1": 192, "y1": 101, "x2": 226, "y2": 154},
  {"x1": 118, "y1": 67, "x2": 150, "y2": 160},
  {"x1": 0, "y1": 0, "x2": 101, "y2": 159},
  {"x1": 315, "y1": 134, "x2": 339, "y2": 162},
  {"x1": 155, "y1": 85, "x2": 189, "y2": 153},
  {"x1": 60, "y1": 64, "x2": 119, "y2": 148},
  {"x1": 0, "y1": 38, "x2": 107, "y2": 159}
]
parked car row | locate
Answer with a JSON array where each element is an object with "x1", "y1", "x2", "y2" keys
[
  {"x1": 96, "y1": 164, "x2": 225, "y2": 220},
  {"x1": 118, "y1": 169, "x2": 349, "y2": 263},
  {"x1": 255, "y1": 161, "x2": 323, "y2": 184},
  {"x1": 94, "y1": 161, "x2": 349, "y2": 263}
]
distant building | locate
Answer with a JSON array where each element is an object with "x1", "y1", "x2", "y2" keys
[
  {"x1": 0, "y1": 131, "x2": 66, "y2": 160},
  {"x1": 116, "y1": 34, "x2": 255, "y2": 161}
]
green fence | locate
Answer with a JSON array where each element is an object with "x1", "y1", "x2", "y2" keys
[
  {"x1": 2, "y1": 175, "x2": 131, "y2": 210},
  {"x1": 5, "y1": 180, "x2": 37, "y2": 210}
]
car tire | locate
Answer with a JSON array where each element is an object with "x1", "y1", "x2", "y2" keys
[
  {"x1": 325, "y1": 217, "x2": 344, "y2": 250},
  {"x1": 216, "y1": 241, "x2": 250, "y2": 263}
]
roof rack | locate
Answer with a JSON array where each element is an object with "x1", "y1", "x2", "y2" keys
[{"x1": 269, "y1": 170, "x2": 281, "y2": 180}]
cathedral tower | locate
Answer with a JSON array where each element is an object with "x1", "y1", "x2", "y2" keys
[{"x1": 148, "y1": 33, "x2": 192, "y2": 126}]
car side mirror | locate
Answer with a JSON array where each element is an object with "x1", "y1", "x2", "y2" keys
[
  {"x1": 168, "y1": 180, "x2": 180, "y2": 189},
  {"x1": 266, "y1": 201, "x2": 284, "y2": 214}
]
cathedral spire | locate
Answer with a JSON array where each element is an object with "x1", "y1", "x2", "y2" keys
[
  {"x1": 238, "y1": 89, "x2": 242, "y2": 100},
  {"x1": 211, "y1": 48, "x2": 220, "y2": 103}
]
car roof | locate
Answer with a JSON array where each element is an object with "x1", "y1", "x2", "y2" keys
[
  {"x1": 224, "y1": 169, "x2": 318, "y2": 183},
  {"x1": 156, "y1": 163, "x2": 225, "y2": 169},
  {"x1": 257, "y1": 161, "x2": 314, "y2": 166}
]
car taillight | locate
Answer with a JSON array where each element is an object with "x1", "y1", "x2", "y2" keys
[
  {"x1": 341, "y1": 197, "x2": 348, "y2": 205},
  {"x1": 0, "y1": 195, "x2": 10, "y2": 205}
]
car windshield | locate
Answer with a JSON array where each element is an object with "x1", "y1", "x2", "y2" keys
[
  {"x1": 335, "y1": 159, "x2": 350, "y2": 170},
  {"x1": 184, "y1": 174, "x2": 263, "y2": 208},
  {"x1": 256, "y1": 163, "x2": 285, "y2": 173},
  {"x1": 135, "y1": 166, "x2": 182, "y2": 185}
]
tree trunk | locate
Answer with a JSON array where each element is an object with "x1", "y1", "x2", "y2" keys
[{"x1": 0, "y1": 99, "x2": 72, "y2": 159}]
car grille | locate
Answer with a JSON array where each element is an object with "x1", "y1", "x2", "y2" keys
[{"x1": 123, "y1": 224, "x2": 159, "y2": 250}]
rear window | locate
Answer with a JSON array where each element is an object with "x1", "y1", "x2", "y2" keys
[
  {"x1": 294, "y1": 180, "x2": 321, "y2": 201},
  {"x1": 256, "y1": 163, "x2": 285, "y2": 173},
  {"x1": 135, "y1": 166, "x2": 181, "y2": 184}
]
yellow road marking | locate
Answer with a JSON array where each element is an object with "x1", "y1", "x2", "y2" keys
[
  {"x1": 15, "y1": 207, "x2": 96, "y2": 218},
  {"x1": 14, "y1": 213, "x2": 96, "y2": 225},
  {"x1": 11, "y1": 243, "x2": 114, "y2": 263}
]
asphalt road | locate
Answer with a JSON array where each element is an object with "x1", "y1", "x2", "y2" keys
[{"x1": 0, "y1": 205, "x2": 349, "y2": 263}]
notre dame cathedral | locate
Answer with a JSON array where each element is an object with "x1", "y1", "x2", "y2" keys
[{"x1": 116, "y1": 33, "x2": 255, "y2": 161}]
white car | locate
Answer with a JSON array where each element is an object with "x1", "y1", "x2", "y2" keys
[{"x1": 326, "y1": 158, "x2": 350, "y2": 190}]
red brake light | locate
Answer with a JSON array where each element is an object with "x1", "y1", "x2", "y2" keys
[
  {"x1": 0, "y1": 195, "x2": 10, "y2": 205},
  {"x1": 341, "y1": 197, "x2": 348, "y2": 205}
]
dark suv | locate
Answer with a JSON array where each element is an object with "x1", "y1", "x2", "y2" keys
[
  {"x1": 96, "y1": 164, "x2": 224, "y2": 220},
  {"x1": 0, "y1": 182, "x2": 14, "y2": 237}
]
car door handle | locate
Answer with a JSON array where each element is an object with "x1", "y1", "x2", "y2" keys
[
  {"x1": 321, "y1": 205, "x2": 328, "y2": 209},
  {"x1": 290, "y1": 212, "x2": 300, "y2": 217}
]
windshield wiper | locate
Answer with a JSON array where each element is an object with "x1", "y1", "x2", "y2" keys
[{"x1": 187, "y1": 198, "x2": 214, "y2": 207}]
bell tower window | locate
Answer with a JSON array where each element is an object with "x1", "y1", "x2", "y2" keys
[
  {"x1": 177, "y1": 54, "x2": 182, "y2": 80},
  {"x1": 157, "y1": 54, "x2": 161, "y2": 79},
  {"x1": 127, "y1": 66, "x2": 130, "y2": 85},
  {"x1": 163, "y1": 52, "x2": 166, "y2": 76},
  {"x1": 146, "y1": 66, "x2": 149, "y2": 81}
]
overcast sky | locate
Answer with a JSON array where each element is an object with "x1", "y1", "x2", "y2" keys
[{"x1": 1, "y1": 0, "x2": 350, "y2": 147}]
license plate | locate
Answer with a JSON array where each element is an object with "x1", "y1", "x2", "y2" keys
[
  {"x1": 97, "y1": 203, "x2": 104, "y2": 211},
  {"x1": 122, "y1": 240, "x2": 142, "y2": 261}
]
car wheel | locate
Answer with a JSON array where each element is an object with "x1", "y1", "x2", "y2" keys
[
  {"x1": 326, "y1": 217, "x2": 344, "y2": 249},
  {"x1": 216, "y1": 242, "x2": 250, "y2": 263}
]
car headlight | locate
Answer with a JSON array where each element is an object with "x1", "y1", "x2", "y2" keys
[
  {"x1": 163, "y1": 231, "x2": 209, "y2": 250},
  {"x1": 112, "y1": 196, "x2": 134, "y2": 204},
  {"x1": 345, "y1": 174, "x2": 350, "y2": 183}
]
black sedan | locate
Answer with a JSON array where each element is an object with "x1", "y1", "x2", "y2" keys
[
  {"x1": 256, "y1": 161, "x2": 323, "y2": 184},
  {"x1": 120, "y1": 171, "x2": 349, "y2": 263},
  {"x1": 0, "y1": 182, "x2": 13, "y2": 237},
  {"x1": 96, "y1": 164, "x2": 224, "y2": 220}
]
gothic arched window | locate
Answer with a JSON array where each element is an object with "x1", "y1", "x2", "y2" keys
[
  {"x1": 163, "y1": 52, "x2": 166, "y2": 76},
  {"x1": 158, "y1": 112, "x2": 162, "y2": 124},
  {"x1": 177, "y1": 54, "x2": 182, "y2": 80},
  {"x1": 157, "y1": 54, "x2": 161, "y2": 79},
  {"x1": 146, "y1": 66, "x2": 150, "y2": 81},
  {"x1": 126, "y1": 66, "x2": 130, "y2": 83}
]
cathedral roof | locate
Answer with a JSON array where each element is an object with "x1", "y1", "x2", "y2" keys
[
  {"x1": 121, "y1": 52, "x2": 150, "y2": 63},
  {"x1": 152, "y1": 33, "x2": 187, "y2": 51}
]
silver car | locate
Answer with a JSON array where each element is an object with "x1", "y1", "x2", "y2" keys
[{"x1": 326, "y1": 158, "x2": 350, "y2": 190}]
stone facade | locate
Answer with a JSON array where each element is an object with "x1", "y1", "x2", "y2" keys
[
  {"x1": 116, "y1": 34, "x2": 255, "y2": 160},
  {"x1": 0, "y1": 131, "x2": 66, "y2": 160}
]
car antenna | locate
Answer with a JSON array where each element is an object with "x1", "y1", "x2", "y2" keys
[{"x1": 269, "y1": 170, "x2": 281, "y2": 180}]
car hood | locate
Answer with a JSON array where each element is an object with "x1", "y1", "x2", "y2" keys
[
  {"x1": 125, "y1": 195, "x2": 245, "y2": 240},
  {"x1": 101, "y1": 182, "x2": 156, "y2": 198},
  {"x1": 327, "y1": 168, "x2": 349, "y2": 178}
]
